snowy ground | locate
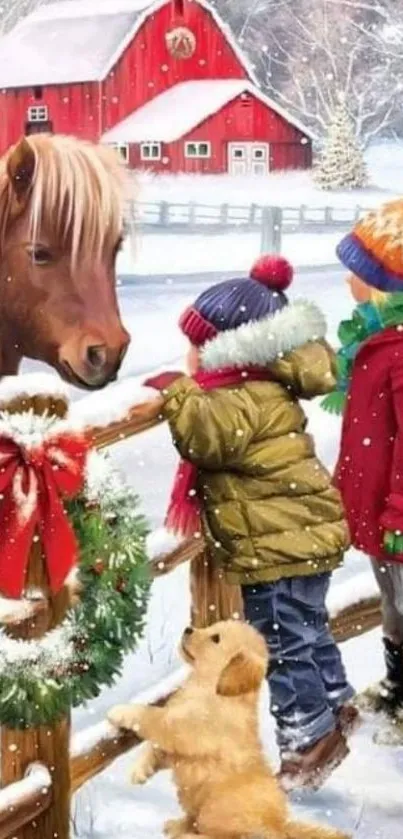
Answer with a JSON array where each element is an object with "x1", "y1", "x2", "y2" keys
[
  {"x1": 72, "y1": 631, "x2": 403, "y2": 839},
  {"x1": 118, "y1": 142, "x2": 403, "y2": 276},
  {"x1": 19, "y1": 144, "x2": 403, "y2": 829},
  {"x1": 118, "y1": 229, "x2": 343, "y2": 274},
  {"x1": 43, "y1": 263, "x2": 401, "y2": 837},
  {"x1": 134, "y1": 140, "x2": 403, "y2": 207}
]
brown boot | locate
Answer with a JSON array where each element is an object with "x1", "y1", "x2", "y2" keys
[
  {"x1": 336, "y1": 702, "x2": 362, "y2": 737},
  {"x1": 279, "y1": 728, "x2": 349, "y2": 792}
]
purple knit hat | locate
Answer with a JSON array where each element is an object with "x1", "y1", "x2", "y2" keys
[{"x1": 179, "y1": 255, "x2": 294, "y2": 347}]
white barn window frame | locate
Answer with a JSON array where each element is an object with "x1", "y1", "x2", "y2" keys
[
  {"x1": 27, "y1": 105, "x2": 49, "y2": 123},
  {"x1": 108, "y1": 143, "x2": 129, "y2": 164},
  {"x1": 185, "y1": 141, "x2": 211, "y2": 159},
  {"x1": 140, "y1": 142, "x2": 162, "y2": 161}
]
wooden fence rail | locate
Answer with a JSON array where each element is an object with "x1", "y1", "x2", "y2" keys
[
  {"x1": 124, "y1": 200, "x2": 376, "y2": 253},
  {"x1": 88, "y1": 395, "x2": 383, "y2": 623},
  {"x1": 0, "y1": 389, "x2": 383, "y2": 838},
  {"x1": 69, "y1": 595, "x2": 382, "y2": 795},
  {"x1": 0, "y1": 764, "x2": 52, "y2": 839},
  {"x1": 65, "y1": 394, "x2": 383, "y2": 793}
]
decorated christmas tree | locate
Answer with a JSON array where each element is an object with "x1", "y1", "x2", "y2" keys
[{"x1": 314, "y1": 97, "x2": 368, "y2": 190}]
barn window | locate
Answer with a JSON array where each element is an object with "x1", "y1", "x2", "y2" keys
[
  {"x1": 27, "y1": 105, "x2": 48, "y2": 123},
  {"x1": 108, "y1": 143, "x2": 129, "y2": 164},
  {"x1": 185, "y1": 141, "x2": 211, "y2": 159},
  {"x1": 33, "y1": 86, "x2": 43, "y2": 101},
  {"x1": 140, "y1": 142, "x2": 161, "y2": 161}
]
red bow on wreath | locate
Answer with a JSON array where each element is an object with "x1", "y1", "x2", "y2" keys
[{"x1": 0, "y1": 433, "x2": 89, "y2": 598}]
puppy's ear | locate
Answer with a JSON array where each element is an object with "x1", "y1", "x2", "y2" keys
[{"x1": 217, "y1": 651, "x2": 266, "y2": 697}]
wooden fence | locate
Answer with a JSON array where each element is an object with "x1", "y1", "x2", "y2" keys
[
  {"x1": 125, "y1": 200, "x2": 376, "y2": 253},
  {"x1": 0, "y1": 391, "x2": 382, "y2": 839}
]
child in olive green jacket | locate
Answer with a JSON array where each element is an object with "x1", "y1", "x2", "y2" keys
[{"x1": 145, "y1": 255, "x2": 354, "y2": 790}]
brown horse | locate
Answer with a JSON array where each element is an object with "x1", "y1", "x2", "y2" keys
[{"x1": 0, "y1": 134, "x2": 129, "y2": 389}]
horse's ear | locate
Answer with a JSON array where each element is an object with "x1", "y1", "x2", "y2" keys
[
  {"x1": 7, "y1": 137, "x2": 36, "y2": 202},
  {"x1": 216, "y1": 651, "x2": 266, "y2": 697}
]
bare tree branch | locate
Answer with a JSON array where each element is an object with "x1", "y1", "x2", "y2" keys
[{"x1": 213, "y1": 0, "x2": 403, "y2": 146}]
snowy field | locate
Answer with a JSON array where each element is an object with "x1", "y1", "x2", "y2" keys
[
  {"x1": 37, "y1": 262, "x2": 399, "y2": 838},
  {"x1": 19, "y1": 144, "x2": 403, "y2": 836},
  {"x1": 118, "y1": 229, "x2": 343, "y2": 274},
  {"x1": 118, "y1": 141, "x2": 403, "y2": 276},
  {"x1": 134, "y1": 141, "x2": 403, "y2": 207}
]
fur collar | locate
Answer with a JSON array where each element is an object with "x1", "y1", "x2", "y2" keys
[{"x1": 201, "y1": 300, "x2": 327, "y2": 371}]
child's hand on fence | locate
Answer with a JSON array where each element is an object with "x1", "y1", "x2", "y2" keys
[{"x1": 144, "y1": 371, "x2": 184, "y2": 392}]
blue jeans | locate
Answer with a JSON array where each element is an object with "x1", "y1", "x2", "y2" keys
[{"x1": 242, "y1": 573, "x2": 354, "y2": 754}]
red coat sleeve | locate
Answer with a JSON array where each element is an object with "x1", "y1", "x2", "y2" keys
[{"x1": 380, "y1": 363, "x2": 403, "y2": 534}]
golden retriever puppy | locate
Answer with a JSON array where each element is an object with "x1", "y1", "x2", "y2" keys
[{"x1": 108, "y1": 621, "x2": 349, "y2": 839}]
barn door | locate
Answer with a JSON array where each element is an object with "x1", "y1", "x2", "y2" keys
[
  {"x1": 228, "y1": 143, "x2": 248, "y2": 175},
  {"x1": 251, "y1": 144, "x2": 269, "y2": 175},
  {"x1": 228, "y1": 143, "x2": 269, "y2": 175}
]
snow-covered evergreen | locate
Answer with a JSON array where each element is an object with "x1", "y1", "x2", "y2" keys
[{"x1": 314, "y1": 99, "x2": 368, "y2": 190}]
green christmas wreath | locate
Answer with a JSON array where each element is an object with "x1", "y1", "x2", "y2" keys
[{"x1": 0, "y1": 450, "x2": 150, "y2": 729}]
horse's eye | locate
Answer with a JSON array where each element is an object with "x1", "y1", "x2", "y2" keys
[
  {"x1": 28, "y1": 246, "x2": 53, "y2": 266},
  {"x1": 211, "y1": 633, "x2": 220, "y2": 644}
]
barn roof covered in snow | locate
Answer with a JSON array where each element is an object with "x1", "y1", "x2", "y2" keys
[
  {"x1": 102, "y1": 79, "x2": 314, "y2": 143},
  {"x1": 0, "y1": 0, "x2": 259, "y2": 88},
  {"x1": 0, "y1": 0, "x2": 151, "y2": 87}
]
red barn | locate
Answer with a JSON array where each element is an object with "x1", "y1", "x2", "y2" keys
[{"x1": 0, "y1": 0, "x2": 313, "y2": 175}]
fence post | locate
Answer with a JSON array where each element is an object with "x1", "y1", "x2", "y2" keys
[
  {"x1": 190, "y1": 550, "x2": 244, "y2": 628},
  {"x1": 0, "y1": 395, "x2": 71, "y2": 839},
  {"x1": 248, "y1": 203, "x2": 258, "y2": 226},
  {"x1": 188, "y1": 202, "x2": 197, "y2": 230},
  {"x1": 324, "y1": 206, "x2": 333, "y2": 224},
  {"x1": 219, "y1": 203, "x2": 229, "y2": 227},
  {"x1": 299, "y1": 204, "x2": 307, "y2": 226},
  {"x1": 260, "y1": 206, "x2": 282, "y2": 253},
  {"x1": 159, "y1": 201, "x2": 170, "y2": 227}
]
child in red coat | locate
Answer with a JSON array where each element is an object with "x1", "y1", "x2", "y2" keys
[{"x1": 326, "y1": 199, "x2": 403, "y2": 717}]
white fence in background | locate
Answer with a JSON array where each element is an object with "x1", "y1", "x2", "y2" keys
[{"x1": 125, "y1": 200, "x2": 375, "y2": 253}]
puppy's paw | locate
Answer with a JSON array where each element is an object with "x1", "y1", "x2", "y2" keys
[
  {"x1": 164, "y1": 818, "x2": 190, "y2": 839},
  {"x1": 108, "y1": 704, "x2": 137, "y2": 731},
  {"x1": 130, "y1": 762, "x2": 151, "y2": 785},
  {"x1": 129, "y1": 747, "x2": 156, "y2": 785}
]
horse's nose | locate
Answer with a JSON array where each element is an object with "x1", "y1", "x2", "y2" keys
[
  {"x1": 59, "y1": 330, "x2": 130, "y2": 390},
  {"x1": 81, "y1": 332, "x2": 129, "y2": 381},
  {"x1": 86, "y1": 344, "x2": 107, "y2": 372},
  {"x1": 183, "y1": 627, "x2": 193, "y2": 636}
]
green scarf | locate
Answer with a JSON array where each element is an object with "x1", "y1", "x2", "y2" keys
[{"x1": 321, "y1": 293, "x2": 403, "y2": 416}]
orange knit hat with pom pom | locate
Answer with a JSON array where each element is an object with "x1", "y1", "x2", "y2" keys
[{"x1": 337, "y1": 199, "x2": 403, "y2": 292}]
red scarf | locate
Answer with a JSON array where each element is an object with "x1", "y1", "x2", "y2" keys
[{"x1": 165, "y1": 366, "x2": 272, "y2": 539}]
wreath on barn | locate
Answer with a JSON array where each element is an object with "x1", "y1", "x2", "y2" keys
[{"x1": 0, "y1": 405, "x2": 150, "y2": 730}]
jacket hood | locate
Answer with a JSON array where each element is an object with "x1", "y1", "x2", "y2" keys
[{"x1": 200, "y1": 300, "x2": 327, "y2": 370}]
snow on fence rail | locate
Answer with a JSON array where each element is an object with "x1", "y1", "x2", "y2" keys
[
  {"x1": 125, "y1": 200, "x2": 375, "y2": 252},
  {"x1": 0, "y1": 763, "x2": 52, "y2": 839}
]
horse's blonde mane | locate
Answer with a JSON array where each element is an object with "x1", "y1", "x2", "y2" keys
[{"x1": 0, "y1": 134, "x2": 127, "y2": 265}]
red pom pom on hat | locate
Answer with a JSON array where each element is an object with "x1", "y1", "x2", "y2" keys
[{"x1": 250, "y1": 254, "x2": 294, "y2": 292}]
